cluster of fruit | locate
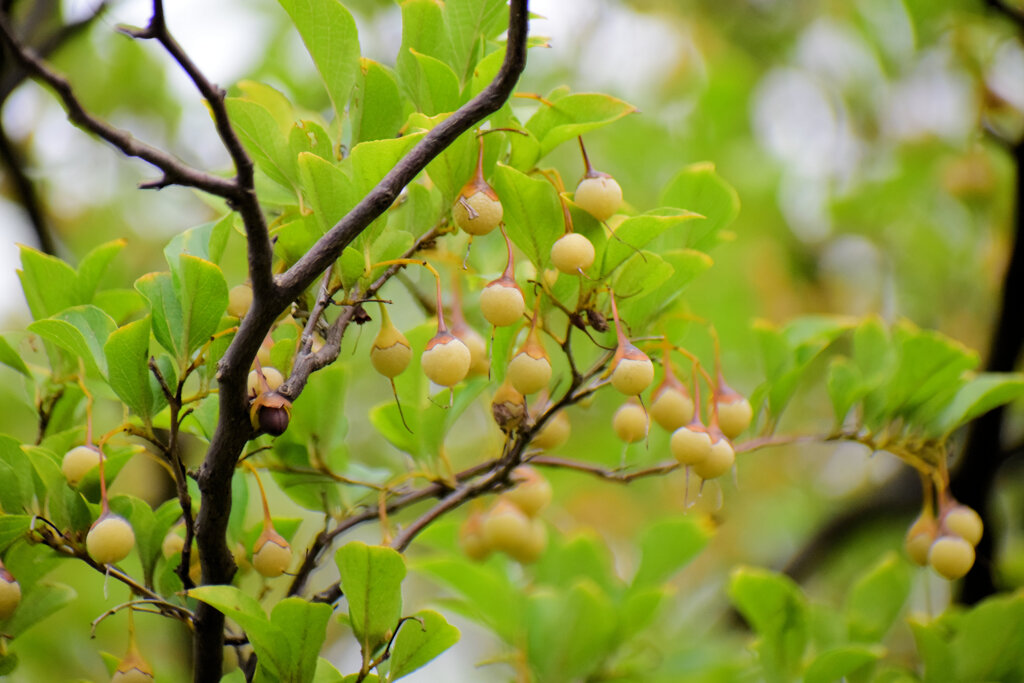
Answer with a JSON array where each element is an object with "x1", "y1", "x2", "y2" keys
[
  {"x1": 459, "y1": 467, "x2": 552, "y2": 564},
  {"x1": 905, "y1": 500, "x2": 984, "y2": 580}
]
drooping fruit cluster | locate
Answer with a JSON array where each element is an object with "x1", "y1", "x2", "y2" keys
[
  {"x1": 905, "y1": 499, "x2": 984, "y2": 580},
  {"x1": 0, "y1": 559, "x2": 21, "y2": 620},
  {"x1": 460, "y1": 467, "x2": 551, "y2": 564},
  {"x1": 480, "y1": 226, "x2": 526, "y2": 327},
  {"x1": 613, "y1": 401, "x2": 648, "y2": 443},
  {"x1": 530, "y1": 409, "x2": 571, "y2": 451},
  {"x1": 507, "y1": 310, "x2": 552, "y2": 396}
]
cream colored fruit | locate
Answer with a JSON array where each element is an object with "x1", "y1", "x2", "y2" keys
[
  {"x1": 62, "y1": 445, "x2": 101, "y2": 486},
  {"x1": 531, "y1": 411, "x2": 570, "y2": 450},
  {"x1": 161, "y1": 532, "x2": 186, "y2": 559},
  {"x1": 480, "y1": 281, "x2": 525, "y2": 327},
  {"x1": 453, "y1": 325, "x2": 489, "y2": 376},
  {"x1": 717, "y1": 397, "x2": 753, "y2": 439},
  {"x1": 671, "y1": 426, "x2": 713, "y2": 466},
  {"x1": 507, "y1": 352, "x2": 552, "y2": 395},
  {"x1": 651, "y1": 387, "x2": 695, "y2": 431},
  {"x1": 371, "y1": 339, "x2": 413, "y2": 378},
  {"x1": 550, "y1": 233, "x2": 595, "y2": 274},
  {"x1": 507, "y1": 518, "x2": 548, "y2": 564},
  {"x1": 613, "y1": 403, "x2": 648, "y2": 443},
  {"x1": 0, "y1": 569, "x2": 21, "y2": 620},
  {"x1": 505, "y1": 468, "x2": 552, "y2": 517},
  {"x1": 574, "y1": 175, "x2": 622, "y2": 221},
  {"x1": 247, "y1": 367, "x2": 284, "y2": 396},
  {"x1": 943, "y1": 505, "x2": 983, "y2": 546},
  {"x1": 928, "y1": 536, "x2": 975, "y2": 580},
  {"x1": 492, "y1": 382, "x2": 527, "y2": 432},
  {"x1": 481, "y1": 501, "x2": 532, "y2": 554},
  {"x1": 691, "y1": 439, "x2": 735, "y2": 480},
  {"x1": 227, "y1": 284, "x2": 253, "y2": 318},
  {"x1": 112, "y1": 665, "x2": 155, "y2": 683},
  {"x1": 87, "y1": 515, "x2": 136, "y2": 565},
  {"x1": 459, "y1": 514, "x2": 491, "y2": 562},
  {"x1": 421, "y1": 334, "x2": 471, "y2": 387},
  {"x1": 453, "y1": 191, "x2": 503, "y2": 236},
  {"x1": 253, "y1": 536, "x2": 292, "y2": 578},
  {"x1": 611, "y1": 356, "x2": 655, "y2": 396},
  {"x1": 905, "y1": 520, "x2": 935, "y2": 567}
]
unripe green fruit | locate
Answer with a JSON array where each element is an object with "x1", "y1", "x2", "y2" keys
[
  {"x1": 453, "y1": 323, "x2": 489, "y2": 376},
  {"x1": 507, "y1": 518, "x2": 548, "y2": 564},
  {"x1": 550, "y1": 233, "x2": 595, "y2": 274},
  {"x1": 370, "y1": 325, "x2": 413, "y2": 378},
  {"x1": 507, "y1": 351, "x2": 552, "y2": 395},
  {"x1": 227, "y1": 284, "x2": 253, "y2": 318},
  {"x1": 253, "y1": 532, "x2": 292, "y2": 578},
  {"x1": 691, "y1": 438, "x2": 735, "y2": 480},
  {"x1": 505, "y1": 467, "x2": 552, "y2": 517},
  {"x1": 613, "y1": 403, "x2": 648, "y2": 443},
  {"x1": 87, "y1": 514, "x2": 136, "y2": 565},
  {"x1": 492, "y1": 382, "x2": 526, "y2": 432},
  {"x1": 671, "y1": 426, "x2": 713, "y2": 466},
  {"x1": 480, "y1": 279, "x2": 525, "y2": 327},
  {"x1": 716, "y1": 397, "x2": 753, "y2": 440},
  {"x1": 530, "y1": 411, "x2": 570, "y2": 450},
  {"x1": 928, "y1": 536, "x2": 975, "y2": 580},
  {"x1": 247, "y1": 367, "x2": 284, "y2": 396},
  {"x1": 942, "y1": 505, "x2": 983, "y2": 546},
  {"x1": 421, "y1": 332, "x2": 471, "y2": 386},
  {"x1": 651, "y1": 386, "x2": 695, "y2": 432},
  {"x1": 575, "y1": 175, "x2": 622, "y2": 221},
  {"x1": 62, "y1": 444, "x2": 101, "y2": 486},
  {"x1": 481, "y1": 501, "x2": 532, "y2": 555},
  {"x1": 453, "y1": 190, "x2": 503, "y2": 236},
  {"x1": 610, "y1": 352, "x2": 655, "y2": 396},
  {"x1": 223, "y1": 646, "x2": 240, "y2": 675},
  {"x1": 459, "y1": 513, "x2": 492, "y2": 562},
  {"x1": 905, "y1": 513, "x2": 936, "y2": 567},
  {"x1": 0, "y1": 567, "x2": 21, "y2": 620}
]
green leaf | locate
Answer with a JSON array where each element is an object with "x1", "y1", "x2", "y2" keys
[
  {"x1": 535, "y1": 531, "x2": 619, "y2": 594},
  {"x1": 351, "y1": 59, "x2": 405, "y2": 144},
  {"x1": 951, "y1": 592, "x2": 1024, "y2": 682},
  {"x1": 526, "y1": 580, "x2": 617, "y2": 682},
  {"x1": 76, "y1": 238, "x2": 126, "y2": 301},
  {"x1": 491, "y1": 163, "x2": 562, "y2": 269},
  {"x1": 290, "y1": 119, "x2": 334, "y2": 163},
  {"x1": 314, "y1": 658, "x2": 345, "y2": 683},
  {"x1": 444, "y1": 0, "x2": 507, "y2": 82},
  {"x1": 104, "y1": 315, "x2": 161, "y2": 421},
  {"x1": 17, "y1": 245, "x2": 80, "y2": 320},
  {"x1": 728, "y1": 566, "x2": 809, "y2": 683},
  {"x1": 386, "y1": 610, "x2": 460, "y2": 681},
  {"x1": 933, "y1": 373, "x2": 1024, "y2": 436},
  {"x1": 909, "y1": 619, "x2": 955, "y2": 683},
  {"x1": 885, "y1": 324, "x2": 978, "y2": 424},
  {"x1": 398, "y1": 49, "x2": 460, "y2": 115},
  {"x1": 299, "y1": 152, "x2": 358, "y2": 235},
  {"x1": 610, "y1": 251, "x2": 674, "y2": 323},
  {"x1": 525, "y1": 93, "x2": 637, "y2": 160},
  {"x1": 0, "y1": 515, "x2": 32, "y2": 552},
  {"x1": 346, "y1": 133, "x2": 426, "y2": 199},
  {"x1": 827, "y1": 357, "x2": 862, "y2": 427},
  {"x1": 27, "y1": 305, "x2": 116, "y2": 377},
  {"x1": 270, "y1": 598, "x2": 334, "y2": 683},
  {"x1": 413, "y1": 556, "x2": 522, "y2": 643},
  {"x1": 0, "y1": 335, "x2": 30, "y2": 377},
  {"x1": 659, "y1": 162, "x2": 741, "y2": 250},
  {"x1": 631, "y1": 516, "x2": 711, "y2": 588},
  {"x1": 805, "y1": 645, "x2": 885, "y2": 683},
  {"x1": 238, "y1": 79, "x2": 297, "y2": 132},
  {"x1": 163, "y1": 214, "x2": 233, "y2": 272},
  {"x1": 598, "y1": 212, "x2": 702, "y2": 278},
  {"x1": 398, "y1": 0, "x2": 453, "y2": 70},
  {"x1": 278, "y1": 0, "x2": 360, "y2": 121},
  {"x1": 409, "y1": 113, "x2": 476, "y2": 204},
  {"x1": 336, "y1": 541, "x2": 406, "y2": 657},
  {"x1": 844, "y1": 552, "x2": 911, "y2": 643},
  {"x1": 1, "y1": 582, "x2": 76, "y2": 637},
  {"x1": 226, "y1": 97, "x2": 300, "y2": 192},
  {"x1": 108, "y1": 495, "x2": 161, "y2": 585}
]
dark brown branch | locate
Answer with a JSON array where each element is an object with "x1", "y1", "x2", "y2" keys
[
  {"x1": 275, "y1": 0, "x2": 530, "y2": 303},
  {"x1": 194, "y1": 3, "x2": 531, "y2": 680},
  {"x1": 0, "y1": 14, "x2": 239, "y2": 199},
  {"x1": 118, "y1": 0, "x2": 274, "y2": 295},
  {"x1": 0, "y1": 122, "x2": 55, "y2": 254},
  {"x1": 952, "y1": 135, "x2": 1024, "y2": 603}
]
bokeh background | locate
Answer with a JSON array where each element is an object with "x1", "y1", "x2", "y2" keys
[{"x1": 1, "y1": 0, "x2": 1021, "y2": 680}]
